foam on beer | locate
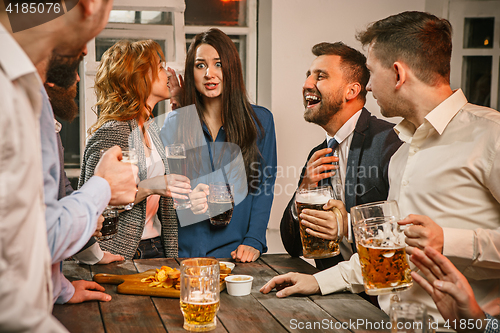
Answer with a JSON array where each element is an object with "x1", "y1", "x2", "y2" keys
[{"x1": 296, "y1": 192, "x2": 330, "y2": 205}]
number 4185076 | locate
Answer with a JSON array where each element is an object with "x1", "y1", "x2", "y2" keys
[{"x1": 6, "y1": 2, "x2": 61, "y2": 14}]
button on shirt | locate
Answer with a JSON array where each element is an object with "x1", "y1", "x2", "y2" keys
[
  {"x1": 313, "y1": 89, "x2": 500, "y2": 324},
  {"x1": 0, "y1": 23, "x2": 67, "y2": 332}
]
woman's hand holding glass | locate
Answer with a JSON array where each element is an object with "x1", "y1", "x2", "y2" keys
[
  {"x1": 189, "y1": 183, "x2": 209, "y2": 215},
  {"x1": 137, "y1": 174, "x2": 192, "y2": 202}
]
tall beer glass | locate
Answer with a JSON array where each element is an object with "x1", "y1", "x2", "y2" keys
[
  {"x1": 295, "y1": 185, "x2": 342, "y2": 259},
  {"x1": 180, "y1": 258, "x2": 220, "y2": 332},
  {"x1": 166, "y1": 144, "x2": 191, "y2": 209},
  {"x1": 351, "y1": 201, "x2": 412, "y2": 295}
]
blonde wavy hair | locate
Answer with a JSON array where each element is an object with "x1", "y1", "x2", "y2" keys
[{"x1": 89, "y1": 39, "x2": 165, "y2": 135}]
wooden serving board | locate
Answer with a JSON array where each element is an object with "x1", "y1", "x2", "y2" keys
[{"x1": 93, "y1": 269, "x2": 226, "y2": 298}]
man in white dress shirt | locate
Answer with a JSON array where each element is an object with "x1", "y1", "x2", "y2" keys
[
  {"x1": 262, "y1": 11, "x2": 500, "y2": 326},
  {"x1": 0, "y1": 1, "x2": 138, "y2": 331}
]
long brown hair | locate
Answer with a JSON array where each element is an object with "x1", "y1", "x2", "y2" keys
[
  {"x1": 89, "y1": 39, "x2": 165, "y2": 134},
  {"x1": 183, "y1": 28, "x2": 264, "y2": 191}
]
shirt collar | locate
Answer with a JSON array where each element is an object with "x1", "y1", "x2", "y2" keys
[
  {"x1": 394, "y1": 89, "x2": 468, "y2": 142},
  {"x1": 326, "y1": 109, "x2": 362, "y2": 144},
  {"x1": 0, "y1": 23, "x2": 37, "y2": 81}
]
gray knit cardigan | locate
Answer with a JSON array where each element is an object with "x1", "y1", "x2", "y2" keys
[{"x1": 78, "y1": 119, "x2": 178, "y2": 259}]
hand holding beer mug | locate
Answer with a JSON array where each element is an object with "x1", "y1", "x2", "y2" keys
[
  {"x1": 180, "y1": 258, "x2": 220, "y2": 332},
  {"x1": 166, "y1": 144, "x2": 191, "y2": 209},
  {"x1": 208, "y1": 183, "x2": 234, "y2": 227},
  {"x1": 351, "y1": 201, "x2": 413, "y2": 295},
  {"x1": 99, "y1": 149, "x2": 139, "y2": 211},
  {"x1": 98, "y1": 149, "x2": 139, "y2": 240},
  {"x1": 295, "y1": 185, "x2": 343, "y2": 259}
]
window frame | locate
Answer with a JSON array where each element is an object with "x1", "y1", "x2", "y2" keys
[{"x1": 449, "y1": 0, "x2": 500, "y2": 110}]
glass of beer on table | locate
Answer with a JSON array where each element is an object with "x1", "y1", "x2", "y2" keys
[
  {"x1": 351, "y1": 200, "x2": 412, "y2": 295},
  {"x1": 295, "y1": 185, "x2": 343, "y2": 259},
  {"x1": 166, "y1": 144, "x2": 191, "y2": 209},
  {"x1": 180, "y1": 258, "x2": 220, "y2": 332},
  {"x1": 208, "y1": 182, "x2": 234, "y2": 227}
]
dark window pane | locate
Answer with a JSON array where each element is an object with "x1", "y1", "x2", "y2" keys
[
  {"x1": 59, "y1": 72, "x2": 81, "y2": 167},
  {"x1": 95, "y1": 38, "x2": 166, "y2": 62},
  {"x1": 463, "y1": 56, "x2": 491, "y2": 107},
  {"x1": 464, "y1": 17, "x2": 494, "y2": 48},
  {"x1": 108, "y1": 10, "x2": 172, "y2": 25},
  {"x1": 185, "y1": 34, "x2": 246, "y2": 82},
  {"x1": 185, "y1": 0, "x2": 247, "y2": 26}
]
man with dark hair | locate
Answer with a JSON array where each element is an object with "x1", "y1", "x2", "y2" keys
[
  {"x1": 40, "y1": 50, "x2": 126, "y2": 305},
  {"x1": 280, "y1": 42, "x2": 401, "y2": 276},
  {"x1": 263, "y1": 12, "x2": 500, "y2": 326}
]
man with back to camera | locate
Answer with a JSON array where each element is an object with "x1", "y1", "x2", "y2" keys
[
  {"x1": 39, "y1": 48, "x2": 127, "y2": 305},
  {"x1": 280, "y1": 42, "x2": 401, "y2": 279},
  {"x1": 0, "y1": 0, "x2": 138, "y2": 330},
  {"x1": 263, "y1": 11, "x2": 500, "y2": 326}
]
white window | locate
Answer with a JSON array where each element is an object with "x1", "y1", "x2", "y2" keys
[{"x1": 449, "y1": 0, "x2": 500, "y2": 110}]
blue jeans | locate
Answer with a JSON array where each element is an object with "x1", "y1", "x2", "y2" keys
[{"x1": 133, "y1": 236, "x2": 164, "y2": 259}]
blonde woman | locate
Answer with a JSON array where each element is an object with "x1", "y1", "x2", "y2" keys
[{"x1": 79, "y1": 40, "x2": 190, "y2": 259}]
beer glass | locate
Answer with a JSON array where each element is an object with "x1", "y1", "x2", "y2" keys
[
  {"x1": 390, "y1": 301, "x2": 435, "y2": 333},
  {"x1": 180, "y1": 258, "x2": 220, "y2": 332},
  {"x1": 166, "y1": 144, "x2": 191, "y2": 209},
  {"x1": 351, "y1": 201, "x2": 413, "y2": 295},
  {"x1": 208, "y1": 183, "x2": 234, "y2": 227},
  {"x1": 99, "y1": 149, "x2": 138, "y2": 211},
  {"x1": 97, "y1": 209, "x2": 119, "y2": 240},
  {"x1": 295, "y1": 185, "x2": 343, "y2": 259}
]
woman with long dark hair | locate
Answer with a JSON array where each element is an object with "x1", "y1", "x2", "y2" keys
[
  {"x1": 161, "y1": 28, "x2": 277, "y2": 262},
  {"x1": 79, "y1": 40, "x2": 190, "y2": 259}
]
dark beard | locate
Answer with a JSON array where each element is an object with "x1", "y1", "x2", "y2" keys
[
  {"x1": 45, "y1": 83, "x2": 79, "y2": 122},
  {"x1": 303, "y1": 95, "x2": 342, "y2": 127},
  {"x1": 46, "y1": 53, "x2": 83, "y2": 89}
]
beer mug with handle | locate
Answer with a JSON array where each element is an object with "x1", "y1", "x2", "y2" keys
[
  {"x1": 295, "y1": 185, "x2": 343, "y2": 259},
  {"x1": 351, "y1": 200, "x2": 413, "y2": 295}
]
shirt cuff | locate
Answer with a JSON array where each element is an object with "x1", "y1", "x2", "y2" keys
[
  {"x1": 55, "y1": 276, "x2": 75, "y2": 304},
  {"x1": 242, "y1": 237, "x2": 265, "y2": 254},
  {"x1": 79, "y1": 176, "x2": 112, "y2": 215},
  {"x1": 442, "y1": 227, "x2": 474, "y2": 260},
  {"x1": 313, "y1": 267, "x2": 349, "y2": 295},
  {"x1": 73, "y1": 242, "x2": 105, "y2": 265}
]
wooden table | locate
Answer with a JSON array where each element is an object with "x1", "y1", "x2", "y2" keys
[{"x1": 53, "y1": 254, "x2": 390, "y2": 332}]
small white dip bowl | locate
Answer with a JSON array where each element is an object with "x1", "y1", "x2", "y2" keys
[{"x1": 224, "y1": 275, "x2": 253, "y2": 296}]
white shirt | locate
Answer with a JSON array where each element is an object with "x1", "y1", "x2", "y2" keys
[
  {"x1": 0, "y1": 23, "x2": 67, "y2": 332},
  {"x1": 326, "y1": 109, "x2": 361, "y2": 242},
  {"x1": 325, "y1": 109, "x2": 362, "y2": 203},
  {"x1": 142, "y1": 145, "x2": 164, "y2": 239},
  {"x1": 314, "y1": 89, "x2": 500, "y2": 324}
]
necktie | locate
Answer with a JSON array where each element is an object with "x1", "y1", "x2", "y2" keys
[
  {"x1": 326, "y1": 138, "x2": 339, "y2": 157},
  {"x1": 321, "y1": 138, "x2": 339, "y2": 187}
]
